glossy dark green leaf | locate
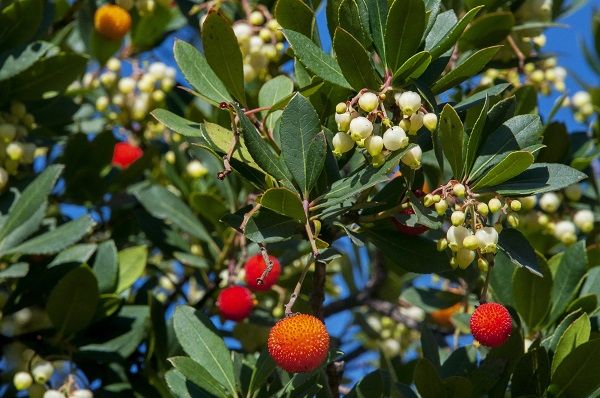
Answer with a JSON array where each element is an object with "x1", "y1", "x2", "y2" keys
[
  {"x1": 173, "y1": 40, "x2": 233, "y2": 106},
  {"x1": 274, "y1": 0, "x2": 315, "y2": 38},
  {"x1": 384, "y1": 0, "x2": 425, "y2": 72},
  {"x1": 202, "y1": 11, "x2": 245, "y2": 105},
  {"x1": 439, "y1": 104, "x2": 466, "y2": 178},
  {"x1": 0, "y1": 262, "x2": 29, "y2": 279},
  {"x1": 431, "y1": 46, "x2": 501, "y2": 94},
  {"x1": 168, "y1": 357, "x2": 229, "y2": 398},
  {"x1": 541, "y1": 310, "x2": 584, "y2": 353},
  {"x1": 511, "y1": 347, "x2": 550, "y2": 397},
  {"x1": 47, "y1": 265, "x2": 99, "y2": 337},
  {"x1": 201, "y1": 122, "x2": 264, "y2": 173},
  {"x1": 283, "y1": 29, "x2": 352, "y2": 89},
  {"x1": 0, "y1": 41, "x2": 55, "y2": 81},
  {"x1": 173, "y1": 306, "x2": 237, "y2": 397},
  {"x1": 512, "y1": 258, "x2": 552, "y2": 330},
  {"x1": 463, "y1": 97, "x2": 488, "y2": 176},
  {"x1": 48, "y1": 244, "x2": 96, "y2": 268},
  {"x1": 244, "y1": 208, "x2": 302, "y2": 243},
  {"x1": 116, "y1": 245, "x2": 147, "y2": 294},
  {"x1": 552, "y1": 313, "x2": 590, "y2": 375},
  {"x1": 258, "y1": 75, "x2": 294, "y2": 131},
  {"x1": 453, "y1": 83, "x2": 510, "y2": 112},
  {"x1": 260, "y1": 188, "x2": 306, "y2": 222},
  {"x1": 490, "y1": 250, "x2": 515, "y2": 307},
  {"x1": 393, "y1": 51, "x2": 432, "y2": 83},
  {"x1": 548, "y1": 339, "x2": 600, "y2": 398},
  {"x1": 333, "y1": 27, "x2": 381, "y2": 90},
  {"x1": 92, "y1": 240, "x2": 119, "y2": 294},
  {"x1": 427, "y1": 6, "x2": 483, "y2": 58},
  {"x1": 548, "y1": 241, "x2": 588, "y2": 324},
  {"x1": 151, "y1": 109, "x2": 203, "y2": 137},
  {"x1": 279, "y1": 93, "x2": 326, "y2": 198},
  {"x1": 493, "y1": 163, "x2": 588, "y2": 195},
  {"x1": 414, "y1": 358, "x2": 445, "y2": 398},
  {"x1": 471, "y1": 151, "x2": 534, "y2": 189},
  {"x1": 459, "y1": 12, "x2": 515, "y2": 50},
  {"x1": 367, "y1": 0, "x2": 387, "y2": 62},
  {"x1": 338, "y1": 0, "x2": 371, "y2": 48},
  {"x1": 497, "y1": 228, "x2": 541, "y2": 277},
  {"x1": 0, "y1": 0, "x2": 44, "y2": 52},
  {"x1": 248, "y1": 349, "x2": 276, "y2": 396}
]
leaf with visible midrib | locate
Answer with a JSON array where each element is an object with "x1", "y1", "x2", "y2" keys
[
  {"x1": 384, "y1": 0, "x2": 425, "y2": 72},
  {"x1": 169, "y1": 357, "x2": 229, "y2": 398},
  {"x1": 471, "y1": 151, "x2": 534, "y2": 189},
  {"x1": 439, "y1": 104, "x2": 465, "y2": 178},
  {"x1": 279, "y1": 93, "x2": 327, "y2": 198},
  {"x1": 173, "y1": 306, "x2": 238, "y2": 397},
  {"x1": 202, "y1": 11, "x2": 245, "y2": 105},
  {"x1": 173, "y1": 40, "x2": 232, "y2": 106},
  {"x1": 333, "y1": 27, "x2": 381, "y2": 90},
  {"x1": 551, "y1": 313, "x2": 590, "y2": 375}
]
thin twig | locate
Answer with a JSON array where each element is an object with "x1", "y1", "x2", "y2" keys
[
  {"x1": 240, "y1": 203, "x2": 262, "y2": 232},
  {"x1": 284, "y1": 255, "x2": 314, "y2": 316},
  {"x1": 217, "y1": 108, "x2": 239, "y2": 180},
  {"x1": 257, "y1": 243, "x2": 275, "y2": 286},
  {"x1": 507, "y1": 35, "x2": 526, "y2": 71}
]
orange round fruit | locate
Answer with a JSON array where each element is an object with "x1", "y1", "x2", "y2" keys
[
  {"x1": 94, "y1": 4, "x2": 132, "y2": 41},
  {"x1": 268, "y1": 313, "x2": 329, "y2": 373}
]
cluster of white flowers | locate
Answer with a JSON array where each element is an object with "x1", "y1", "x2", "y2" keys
[
  {"x1": 232, "y1": 11, "x2": 284, "y2": 83},
  {"x1": 481, "y1": 58, "x2": 567, "y2": 95},
  {"x1": 520, "y1": 185, "x2": 596, "y2": 244},
  {"x1": 13, "y1": 360, "x2": 94, "y2": 397},
  {"x1": 0, "y1": 102, "x2": 38, "y2": 189},
  {"x1": 363, "y1": 314, "x2": 419, "y2": 357},
  {"x1": 565, "y1": 91, "x2": 595, "y2": 123},
  {"x1": 75, "y1": 58, "x2": 175, "y2": 126},
  {"x1": 332, "y1": 90, "x2": 437, "y2": 169}
]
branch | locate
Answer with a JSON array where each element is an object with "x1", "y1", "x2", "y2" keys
[
  {"x1": 283, "y1": 254, "x2": 313, "y2": 316},
  {"x1": 218, "y1": 106, "x2": 240, "y2": 180}
]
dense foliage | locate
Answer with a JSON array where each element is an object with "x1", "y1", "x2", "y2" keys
[{"x1": 1, "y1": 0, "x2": 600, "y2": 397}]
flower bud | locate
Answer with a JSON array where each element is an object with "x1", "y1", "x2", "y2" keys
[
  {"x1": 521, "y1": 195, "x2": 537, "y2": 211},
  {"x1": 249, "y1": 11, "x2": 265, "y2": 26},
  {"x1": 187, "y1": 160, "x2": 208, "y2": 178},
  {"x1": 161, "y1": 77, "x2": 175, "y2": 91},
  {"x1": 432, "y1": 194, "x2": 441, "y2": 203},
  {"x1": 0, "y1": 167, "x2": 8, "y2": 190},
  {"x1": 400, "y1": 145, "x2": 422, "y2": 169},
  {"x1": 456, "y1": 248, "x2": 475, "y2": 269},
  {"x1": 462, "y1": 235, "x2": 479, "y2": 250},
  {"x1": 243, "y1": 64, "x2": 256, "y2": 83},
  {"x1": 510, "y1": 200, "x2": 521, "y2": 212},
  {"x1": 365, "y1": 135, "x2": 384, "y2": 157},
  {"x1": 165, "y1": 151, "x2": 175, "y2": 164},
  {"x1": 118, "y1": 77, "x2": 136, "y2": 94},
  {"x1": 107, "y1": 57, "x2": 121, "y2": 71},
  {"x1": 574, "y1": 209, "x2": 594, "y2": 233},
  {"x1": 508, "y1": 213, "x2": 519, "y2": 228},
  {"x1": 408, "y1": 112, "x2": 424, "y2": 134},
  {"x1": 398, "y1": 118, "x2": 410, "y2": 132},
  {"x1": 371, "y1": 153, "x2": 386, "y2": 167},
  {"x1": 259, "y1": 28, "x2": 272, "y2": 42},
  {"x1": 423, "y1": 113, "x2": 438, "y2": 132},
  {"x1": 540, "y1": 192, "x2": 561, "y2": 213},
  {"x1": 96, "y1": 96, "x2": 109, "y2": 112},
  {"x1": 395, "y1": 91, "x2": 422, "y2": 116},
  {"x1": 72, "y1": 390, "x2": 94, "y2": 398},
  {"x1": 13, "y1": 372, "x2": 32, "y2": 390},
  {"x1": 332, "y1": 132, "x2": 354, "y2": 155},
  {"x1": 233, "y1": 23, "x2": 253, "y2": 41},
  {"x1": 475, "y1": 227, "x2": 498, "y2": 253},
  {"x1": 358, "y1": 92, "x2": 379, "y2": 113},
  {"x1": 488, "y1": 198, "x2": 502, "y2": 213},
  {"x1": 152, "y1": 90, "x2": 165, "y2": 102},
  {"x1": 477, "y1": 202, "x2": 489, "y2": 217},
  {"x1": 43, "y1": 390, "x2": 66, "y2": 398},
  {"x1": 435, "y1": 200, "x2": 448, "y2": 215},
  {"x1": 349, "y1": 117, "x2": 373, "y2": 141},
  {"x1": 572, "y1": 91, "x2": 591, "y2": 107},
  {"x1": 437, "y1": 238, "x2": 448, "y2": 251},
  {"x1": 100, "y1": 71, "x2": 117, "y2": 86},
  {"x1": 447, "y1": 225, "x2": 470, "y2": 252},
  {"x1": 564, "y1": 184, "x2": 582, "y2": 202},
  {"x1": 453, "y1": 183, "x2": 466, "y2": 198},
  {"x1": 382, "y1": 126, "x2": 408, "y2": 151},
  {"x1": 478, "y1": 258, "x2": 489, "y2": 273},
  {"x1": 32, "y1": 361, "x2": 54, "y2": 384},
  {"x1": 335, "y1": 112, "x2": 353, "y2": 132},
  {"x1": 0, "y1": 123, "x2": 17, "y2": 141},
  {"x1": 6, "y1": 142, "x2": 23, "y2": 161},
  {"x1": 138, "y1": 75, "x2": 155, "y2": 93},
  {"x1": 424, "y1": 194, "x2": 434, "y2": 207},
  {"x1": 335, "y1": 102, "x2": 347, "y2": 114},
  {"x1": 554, "y1": 220, "x2": 577, "y2": 244},
  {"x1": 451, "y1": 210, "x2": 465, "y2": 226}
]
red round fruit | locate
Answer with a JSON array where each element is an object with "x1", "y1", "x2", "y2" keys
[
  {"x1": 217, "y1": 286, "x2": 254, "y2": 321},
  {"x1": 392, "y1": 207, "x2": 428, "y2": 235},
  {"x1": 470, "y1": 302, "x2": 512, "y2": 347},
  {"x1": 268, "y1": 313, "x2": 330, "y2": 373},
  {"x1": 112, "y1": 142, "x2": 143, "y2": 169},
  {"x1": 244, "y1": 254, "x2": 281, "y2": 291}
]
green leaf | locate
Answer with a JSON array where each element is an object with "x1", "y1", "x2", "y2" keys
[
  {"x1": 542, "y1": 310, "x2": 584, "y2": 353},
  {"x1": 393, "y1": 51, "x2": 432, "y2": 83},
  {"x1": 201, "y1": 122, "x2": 264, "y2": 173},
  {"x1": 512, "y1": 259, "x2": 552, "y2": 330},
  {"x1": 0, "y1": 164, "x2": 62, "y2": 242},
  {"x1": 463, "y1": 97, "x2": 488, "y2": 176},
  {"x1": 131, "y1": 4, "x2": 174, "y2": 50},
  {"x1": 3, "y1": 215, "x2": 95, "y2": 256},
  {"x1": 258, "y1": 75, "x2": 294, "y2": 131},
  {"x1": 439, "y1": 104, "x2": 466, "y2": 178},
  {"x1": 548, "y1": 241, "x2": 588, "y2": 324},
  {"x1": 93, "y1": 240, "x2": 119, "y2": 294},
  {"x1": 548, "y1": 339, "x2": 600, "y2": 398},
  {"x1": 275, "y1": 0, "x2": 315, "y2": 38},
  {"x1": 7, "y1": 53, "x2": 88, "y2": 100},
  {"x1": 511, "y1": 347, "x2": 550, "y2": 397},
  {"x1": 552, "y1": 313, "x2": 591, "y2": 375},
  {"x1": 414, "y1": 358, "x2": 445, "y2": 398},
  {"x1": 173, "y1": 40, "x2": 233, "y2": 107},
  {"x1": 279, "y1": 93, "x2": 326, "y2": 198},
  {"x1": 248, "y1": 349, "x2": 276, "y2": 396},
  {"x1": 48, "y1": 243, "x2": 97, "y2": 267},
  {"x1": 116, "y1": 245, "x2": 148, "y2": 294},
  {"x1": 497, "y1": 228, "x2": 541, "y2": 277},
  {"x1": 168, "y1": 357, "x2": 229, "y2": 398},
  {"x1": 0, "y1": 41, "x2": 55, "y2": 82},
  {"x1": 0, "y1": 0, "x2": 44, "y2": 52},
  {"x1": 459, "y1": 12, "x2": 515, "y2": 50},
  {"x1": 468, "y1": 115, "x2": 543, "y2": 182},
  {"x1": 421, "y1": 324, "x2": 441, "y2": 371},
  {"x1": 384, "y1": 0, "x2": 425, "y2": 72},
  {"x1": 202, "y1": 11, "x2": 245, "y2": 105},
  {"x1": 333, "y1": 27, "x2": 381, "y2": 90},
  {"x1": 232, "y1": 104, "x2": 292, "y2": 182},
  {"x1": 453, "y1": 83, "x2": 510, "y2": 112},
  {"x1": 490, "y1": 250, "x2": 515, "y2": 307},
  {"x1": 425, "y1": 10, "x2": 456, "y2": 55},
  {"x1": 0, "y1": 262, "x2": 29, "y2": 279},
  {"x1": 151, "y1": 109, "x2": 203, "y2": 137},
  {"x1": 431, "y1": 46, "x2": 501, "y2": 94},
  {"x1": 260, "y1": 188, "x2": 306, "y2": 222},
  {"x1": 444, "y1": 377, "x2": 474, "y2": 397},
  {"x1": 492, "y1": 163, "x2": 587, "y2": 196},
  {"x1": 244, "y1": 208, "x2": 302, "y2": 243},
  {"x1": 283, "y1": 29, "x2": 352, "y2": 90},
  {"x1": 428, "y1": 6, "x2": 483, "y2": 58},
  {"x1": 471, "y1": 151, "x2": 534, "y2": 189},
  {"x1": 367, "y1": 0, "x2": 387, "y2": 62},
  {"x1": 131, "y1": 184, "x2": 218, "y2": 253},
  {"x1": 338, "y1": 0, "x2": 371, "y2": 48},
  {"x1": 165, "y1": 369, "x2": 201, "y2": 398},
  {"x1": 46, "y1": 265, "x2": 99, "y2": 337},
  {"x1": 173, "y1": 306, "x2": 237, "y2": 397}
]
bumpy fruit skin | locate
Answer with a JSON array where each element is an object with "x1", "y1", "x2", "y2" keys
[
  {"x1": 217, "y1": 286, "x2": 254, "y2": 321},
  {"x1": 268, "y1": 313, "x2": 330, "y2": 373},
  {"x1": 94, "y1": 5, "x2": 132, "y2": 41},
  {"x1": 244, "y1": 254, "x2": 281, "y2": 291},
  {"x1": 112, "y1": 142, "x2": 143, "y2": 168},
  {"x1": 470, "y1": 303, "x2": 512, "y2": 347}
]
